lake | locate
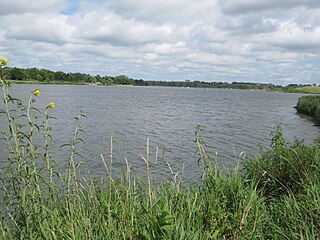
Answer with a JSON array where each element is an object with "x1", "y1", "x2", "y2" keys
[{"x1": 1, "y1": 84, "x2": 319, "y2": 184}]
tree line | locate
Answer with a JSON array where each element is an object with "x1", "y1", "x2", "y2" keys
[
  {"x1": 1, "y1": 67, "x2": 136, "y2": 85},
  {"x1": 0, "y1": 66, "x2": 316, "y2": 91}
]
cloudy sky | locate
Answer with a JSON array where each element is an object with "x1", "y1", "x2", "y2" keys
[{"x1": 0, "y1": 0, "x2": 320, "y2": 85}]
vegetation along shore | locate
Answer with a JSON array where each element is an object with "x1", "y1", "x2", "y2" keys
[
  {"x1": 1, "y1": 57, "x2": 320, "y2": 238},
  {"x1": 296, "y1": 95, "x2": 320, "y2": 123},
  {"x1": 2, "y1": 65, "x2": 320, "y2": 93}
]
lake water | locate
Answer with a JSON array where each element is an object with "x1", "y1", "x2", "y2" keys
[{"x1": 1, "y1": 84, "x2": 319, "y2": 184}]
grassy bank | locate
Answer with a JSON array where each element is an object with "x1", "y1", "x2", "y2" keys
[
  {"x1": 1, "y1": 84, "x2": 320, "y2": 239},
  {"x1": 289, "y1": 86, "x2": 320, "y2": 94}
]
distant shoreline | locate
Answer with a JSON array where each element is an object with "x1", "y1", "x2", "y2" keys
[{"x1": 7, "y1": 79, "x2": 320, "y2": 94}]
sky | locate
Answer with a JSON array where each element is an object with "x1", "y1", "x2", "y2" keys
[{"x1": 0, "y1": 0, "x2": 320, "y2": 85}]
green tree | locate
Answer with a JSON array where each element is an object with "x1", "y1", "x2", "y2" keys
[{"x1": 10, "y1": 67, "x2": 26, "y2": 80}]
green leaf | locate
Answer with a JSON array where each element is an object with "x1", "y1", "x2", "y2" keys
[
  {"x1": 21, "y1": 187, "x2": 27, "y2": 209},
  {"x1": 211, "y1": 229, "x2": 220, "y2": 238},
  {"x1": 60, "y1": 144, "x2": 71, "y2": 148}
]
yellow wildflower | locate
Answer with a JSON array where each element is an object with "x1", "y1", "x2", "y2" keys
[
  {"x1": 48, "y1": 102, "x2": 55, "y2": 109},
  {"x1": 0, "y1": 57, "x2": 8, "y2": 66},
  {"x1": 33, "y1": 89, "x2": 40, "y2": 97}
]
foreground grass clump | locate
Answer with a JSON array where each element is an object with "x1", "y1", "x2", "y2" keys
[
  {"x1": 296, "y1": 95, "x2": 320, "y2": 122},
  {"x1": 1, "y1": 72, "x2": 320, "y2": 238}
]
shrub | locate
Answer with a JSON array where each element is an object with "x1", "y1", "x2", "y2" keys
[
  {"x1": 296, "y1": 95, "x2": 320, "y2": 121},
  {"x1": 245, "y1": 126, "x2": 320, "y2": 198}
]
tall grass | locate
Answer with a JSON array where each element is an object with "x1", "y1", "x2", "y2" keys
[{"x1": 1, "y1": 81, "x2": 320, "y2": 239}]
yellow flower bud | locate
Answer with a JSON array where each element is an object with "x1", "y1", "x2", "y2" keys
[
  {"x1": 33, "y1": 89, "x2": 40, "y2": 97},
  {"x1": 0, "y1": 57, "x2": 8, "y2": 66},
  {"x1": 48, "y1": 102, "x2": 55, "y2": 109}
]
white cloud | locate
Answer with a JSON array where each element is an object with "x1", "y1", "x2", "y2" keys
[
  {"x1": 0, "y1": 0, "x2": 66, "y2": 16},
  {"x1": 0, "y1": 0, "x2": 320, "y2": 84},
  {"x1": 220, "y1": 0, "x2": 320, "y2": 14},
  {"x1": 270, "y1": 21, "x2": 320, "y2": 52},
  {"x1": 3, "y1": 13, "x2": 74, "y2": 44},
  {"x1": 248, "y1": 19, "x2": 320, "y2": 54},
  {"x1": 108, "y1": 0, "x2": 194, "y2": 22},
  {"x1": 73, "y1": 11, "x2": 173, "y2": 45},
  {"x1": 145, "y1": 42, "x2": 188, "y2": 55}
]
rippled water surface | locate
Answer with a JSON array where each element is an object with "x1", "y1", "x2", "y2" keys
[{"x1": 1, "y1": 84, "x2": 319, "y2": 183}]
